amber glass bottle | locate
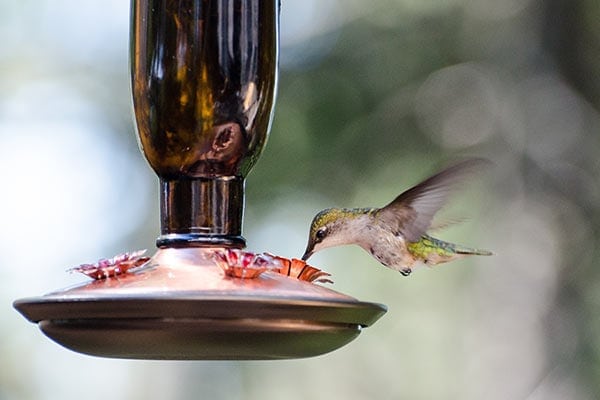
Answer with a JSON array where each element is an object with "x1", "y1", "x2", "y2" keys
[{"x1": 131, "y1": 0, "x2": 279, "y2": 247}]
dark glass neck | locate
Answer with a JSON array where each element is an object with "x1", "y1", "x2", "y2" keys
[{"x1": 157, "y1": 177, "x2": 245, "y2": 248}]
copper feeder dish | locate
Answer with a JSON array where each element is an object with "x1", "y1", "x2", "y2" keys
[
  {"x1": 15, "y1": 248, "x2": 385, "y2": 360},
  {"x1": 13, "y1": 0, "x2": 386, "y2": 360}
]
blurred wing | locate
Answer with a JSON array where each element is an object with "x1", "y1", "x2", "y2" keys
[
  {"x1": 428, "y1": 216, "x2": 468, "y2": 232},
  {"x1": 376, "y1": 158, "x2": 490, "y2": 242}
]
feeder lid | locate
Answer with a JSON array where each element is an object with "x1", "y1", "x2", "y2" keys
[{"x1": 14, "y1": 248, "x2": 386, "y2": 360}]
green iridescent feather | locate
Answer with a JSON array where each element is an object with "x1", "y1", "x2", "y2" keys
[{"x1": 407, "y1": 234, "x2": 492, "y2": 259}]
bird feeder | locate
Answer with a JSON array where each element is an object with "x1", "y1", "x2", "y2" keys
[{"x1": 14, "y1": 0, "x2": 386, "y2": 360}]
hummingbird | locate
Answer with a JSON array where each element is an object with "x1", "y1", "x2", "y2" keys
[{"x1": 301, "y1": 158, "x2": 493, "y2": 276}]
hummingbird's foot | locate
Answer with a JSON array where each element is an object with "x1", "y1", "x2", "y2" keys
[{"x1": 399, "y1": 268, "x2": 412, "y2": 276}]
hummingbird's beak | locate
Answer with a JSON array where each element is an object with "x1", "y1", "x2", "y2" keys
[{"x1": 301, "y1": 243, "x2": 314, "y2": 261}]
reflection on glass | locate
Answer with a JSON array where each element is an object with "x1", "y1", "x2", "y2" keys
[{"x1": 131, "y1": 0, "x2": 278, "y2": 179}]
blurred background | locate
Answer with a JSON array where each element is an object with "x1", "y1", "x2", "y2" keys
[{"x1": 1, "y1": 0, "x2": 599, "y2": 398}]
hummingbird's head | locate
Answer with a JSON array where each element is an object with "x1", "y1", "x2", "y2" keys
[{"x1": 301, "y1": 208, "x2": 365, "y2": 261}]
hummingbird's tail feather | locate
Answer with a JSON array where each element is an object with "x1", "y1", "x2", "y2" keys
[
  {"x1": 454, "y1": 247, "x2": 493, "y2": 256},
  {"x1": 431, "y1": 236, "x2": 493, "y2": 256},
  {"x1": 407, "y1": 235, "x2": 493, "y2": 266}
]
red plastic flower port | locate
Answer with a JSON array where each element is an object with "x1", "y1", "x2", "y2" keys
[
  {"x1": 68, "y1": 250, "x2": 151, "y2": 280},
  {"x1": 267, "y1": 254, "x2": 333, "y2": 284},
  {"x1": 213, "y1": 249, "x2": 333, "y2": 283},
  {"x1": 213, "y1": 249, "x2": 272, "y2": 279}
]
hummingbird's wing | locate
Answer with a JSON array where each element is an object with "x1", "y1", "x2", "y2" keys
[
  {"x1": 428, "y1": 216, "x2": 469, "y2": 232},
  {"x1": 375, "y1": 158, "x2": 490, "y2": 242}
]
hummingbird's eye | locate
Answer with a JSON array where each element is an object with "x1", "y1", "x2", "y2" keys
[{"x1": 315, "y1": 228, "x2": 327, "y2": 241}]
